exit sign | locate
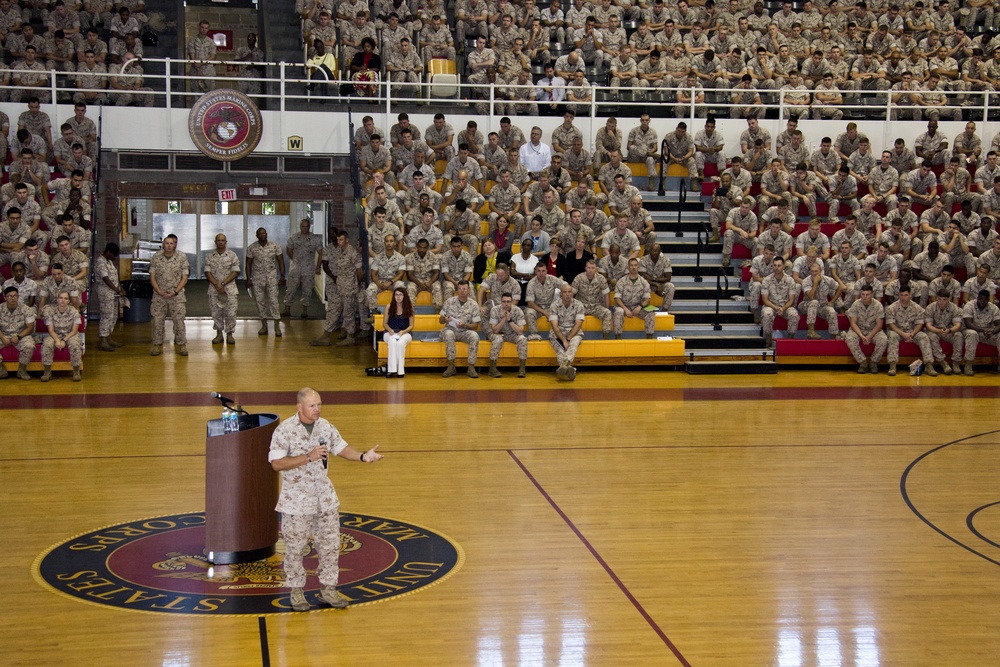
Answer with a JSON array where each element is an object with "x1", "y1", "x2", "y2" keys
[{"x1": 218, "y1": 188, "x2": 237, "y2": 202}]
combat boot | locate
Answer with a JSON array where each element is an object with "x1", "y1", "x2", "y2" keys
[
  {"x1": 488, "y1": 361, "x2": 502, "y2": 378},
  {"x1": 17, "y1": 363, "x2": 29, "y2": 380},
  {"x1": 40, "y1": 365, "x2": 52, "y2": 382},
  {"x1": 289, "y1": 588, "x2": 309, "y2": 612},
  {"x1": 0, "y1": 364, "x2": 7, "y2": 378},
  {"x1": 72, "y1": 367, "x2": 82, "y2": 382},
  {"x1": 150, "y1": 345, "x2": 162, "y2": 356},
  {"x1": 99, "y1": 336, "x2": 115, "y2": 351},
  {"x1": 442, "y1": 361, "x2": 457, "y2": 377},
  {"x1": 319, "y1": 585, "x2": 350, "y2": 609},
  {"x1": 888, "y1": 363, "x2": 897, "y2": 376},
  {"x1": 467, "y1": 365, "x2": 479, "y2": 378},
  {"x1": 310, "y1": 332, "x2": 333, "y2": 346},
  {"x1": 807, "y1": 327, "x2": 820, "y2": 339},
  {"x1": 517, "y1": 361, "x2": 526, "y2": 378}
]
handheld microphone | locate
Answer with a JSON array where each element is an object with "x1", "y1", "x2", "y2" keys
[
  {"x1": 319, "y1": 437, "x2": 328, "y2": 469},
  {"x1": 211, "y1": 391, "x2": 235, "y2": 405}
]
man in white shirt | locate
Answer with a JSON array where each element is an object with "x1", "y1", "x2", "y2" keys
[{"x1": 518, "y1": 126, "x2": 553, "y2": 178}]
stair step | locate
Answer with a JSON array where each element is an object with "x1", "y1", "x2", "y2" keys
[
  {"x1": 667, "y1": 300, "x2": 749, "y2": 311},
  {"x1": 685, "y1": 360, "x2": 779, "y2": 374},
  {"x1": 672, "y1": 311, "x2": 755, "y2": 324},
  {"x1": 678, "y1": 336, "x2": 766, "y2": 350}
]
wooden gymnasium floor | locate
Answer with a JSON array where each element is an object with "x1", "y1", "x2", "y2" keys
[{"x1": 3, "y1": 317, "x2": 1000, "y2": 667}]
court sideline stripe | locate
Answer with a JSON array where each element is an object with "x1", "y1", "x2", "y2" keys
[
  {"x1": 6, "y1": 384, "x2": 1000, "y2": 410},
  {"x1": 258, "y1": 616, "x2": 270, "y2": 667},
  {"x1": 0, "y1": 441, "x2": 970, "y2": 463},
  {"x1": 507, "y1": 450, "x2": 691, "y2": 667}
]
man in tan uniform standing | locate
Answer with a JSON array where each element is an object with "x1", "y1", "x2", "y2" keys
[
  {"x1": 204, "y1": 233, "x2": 240, "y2": 345},
  {"x1": 246, "y1": 227, "x2": 285, "y2": 338},
  {"x1": 149, "y1": 233, "x2": 188, "y2": 357},
  {"x1": 283, "y1": 218, "x2": 323, "y2": 319},
  {"x1": 269, "y1": 387, "x2": 383, "y2": 612}
]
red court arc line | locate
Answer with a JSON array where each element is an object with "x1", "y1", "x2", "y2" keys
[
  {"x1": 507, "y1": 450, "x2": 692, "y2": 667},
  {"x1": 4, "y1": 385, "x2": 1000, "y2": 411}
]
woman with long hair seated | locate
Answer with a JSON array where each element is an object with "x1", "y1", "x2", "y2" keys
[{"x1": 382, "y1": 287, "x2": 414, "y2": 377}]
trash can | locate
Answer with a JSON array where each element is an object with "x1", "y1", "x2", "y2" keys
[{"x1": 122, "y1": 280, "x2": 153, "y2": 323}]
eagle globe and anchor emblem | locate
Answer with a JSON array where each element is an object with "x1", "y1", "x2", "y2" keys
[{"x1": 188, "y1": 89, "x2": 264, "y2": 162}]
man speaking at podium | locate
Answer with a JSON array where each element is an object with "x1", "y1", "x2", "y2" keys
[{"x1": 268, "y1": 387, "x2": 384, "y2": 612}]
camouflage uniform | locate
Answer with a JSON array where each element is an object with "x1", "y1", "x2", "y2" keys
[
  {"x1": 571, "y1": 272, "x2": 612, "y2": 333},
  {"x1": 846, "y1": 298, "x2": 888, "y2": 363},
  {"x1": 761, "y1": 272, "x2": 800, "y2": 338},
  {"x1": 525, "y1": 274, "x2": 565, "y2": 335},
  {"x1": 638, "y1": 252, "x2": 674, "y2": 310},
  {"x1": 440, "y1": 249, "x2": 474, "y2": 302},
  {"x1": 94, "y1": 253, "x2": 120, "y2": 337},
  {"x1": 488, "y1": 182, "x2": 526, "y2": 233},
  {"x1": 663, "y1": 131, "x2": 696, "y2": 180},
  {"x1": 0, "y1": 221, "x2": 30, "y2": 267},
  {"x1": 925, "y1": 299, "x2": 965, "y2": 363},
  {"x1": 51, "y1": 249, "x2": 89, "y2": 280},
  {"x1": 479, "y1": 272, "x2": 521, "y2": 311},
  {"x1": 246, "y1": 240, "x2": 283, "y2": 321},
  {"x1": 548, "y1": 296, "x2": 586, "y2": 365},
  {"x1": 613, "y1": 274, "x2": 654, "y2": 334},
  {"x1": 204, "y1": 249, "x2": 240, "y2": 335},
  {"x1": 40, "y1": 304, "x2": 82, "y2": 366},
  {"x1": 962, "y1": 300, "x2": 1000, "y2": 361},
  {"x1": 627, "y1": 126, "x2": 659, "y2": 182},
  {"x1": 0, "y1": 300, "x2": 36, "y2": 364},
  {"x1": 323, "y1": 243, "x2": 363, "y2": 335},
  {"x1": 405, "y1": 250, "x2": 443, "y2": 308},
  {"x1": 365, "y1": 250, "x2": 407, "y2": 309},
  {"x1": 886, "y1": 299, "x2": 933, "y2": 364},
  {"x1": 723, "y1": 208, "x2": 758, "y2": 257},
  {"x1": 440, "y1": 294, "x2": 481, "y2": 363},
  {"x1": 149, "y1": 250, "x2": 188, "y2": 346},
  {"x1": 186, "y1": 32, "x2": 216, "y2": 92},
  {"x1": 285, "y1": 231, "x2": 323, "y2": 309},
  {"x1": 488, "y1": 303, "x2": 527, "y2": 360},
  {"x1": 268, "y1": 415, "x2": 348, "y2": 590}
]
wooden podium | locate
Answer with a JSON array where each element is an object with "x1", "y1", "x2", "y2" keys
[{"x1": 205, "y1": 413, "x2": 280, "y2": 565}]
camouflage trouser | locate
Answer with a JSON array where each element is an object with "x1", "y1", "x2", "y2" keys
[
  {"x1": 151, "y1": 294, "x2": 187, "y2": 345},
  {"x1": 524, "y1": 307, "x2": 551, "y2": 335},
  {"x1": 797, "y1": 300, "x2": 838, "y2": 333},
  {"x1": 581, "y1": 303, "x2": 612, "y2": 333},
  {"x1": 406, "y1": 281, "x2": 443, "y2": 309},
  {"x1": 280, "y1": 510, "x2": 340, "y2": 590},
  {"x1": 41, "y1": 335, "x2": 83, "y2": 366},
  {"x1": 846, "y1": 330, "x2": 888, "y2": 363},
  {"x1": 723, "y1": 230, "x2": 755, "y2": 257},
  {"x1": 324, "y1": 281, "x2": 358, "y2": 335},
  {"x1": 99, "y1": 292, "x2": 118, "y2": 336},
  {"x1": 888, "y1": 330, "x2": 932, "y2": 364},
  {"x1": 549, "y1": 331, "x2": 583, "y2": 365},
  {"x1": 3, "y1": 337, "x2": 35, "y2": 364},
  {"x1": 761, "y1": 305, "x2": 799, "y2": 337},
  {"x1": 489, "y1": 332, "x2": 527, "y2": 360},
  {"x1": 284, "y1": 264, "x2": 316, "y2": 307},
  {"x1": 927, "y1": 331, "x2": 964, "y2": 362},
  {"x1": 963, "y1": 330, "x2": 1000, "y2": 361},
  {"x1": 695, "y1": 151, "x2": 725, "y2": 174},
  {"x1": 209, "y1": 289, "x2": 238, "y2": 334},
  {"x1": 613, "y1": 306, "x2": 655, "y2": 334},
  {"x1": 253, "y1": 273, "x2": 280, "y2": 320},
  {"x1": 442, "y1": 327, "x2": 479, "y2": 363},
  {"x1": 653, "y1": 282, "x2": 675, "y2": 311}
]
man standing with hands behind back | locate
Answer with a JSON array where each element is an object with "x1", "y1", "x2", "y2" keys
[{"x1": 269, "y1": 387, "x2": 384, "y2": 612}]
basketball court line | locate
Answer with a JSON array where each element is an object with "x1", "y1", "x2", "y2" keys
[
  {"x1": 5, "y1": 384, "x2": 1000, "y2": 410},
  {"x1": 0, "y1": 442, "x2": 959, "y2": 464},
  {"x1": 507, "y1": 449, "x2": 692, "y2": 667},
  {"x1": 258, "y1": 617, "x2": 270, "y2": 667}
]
